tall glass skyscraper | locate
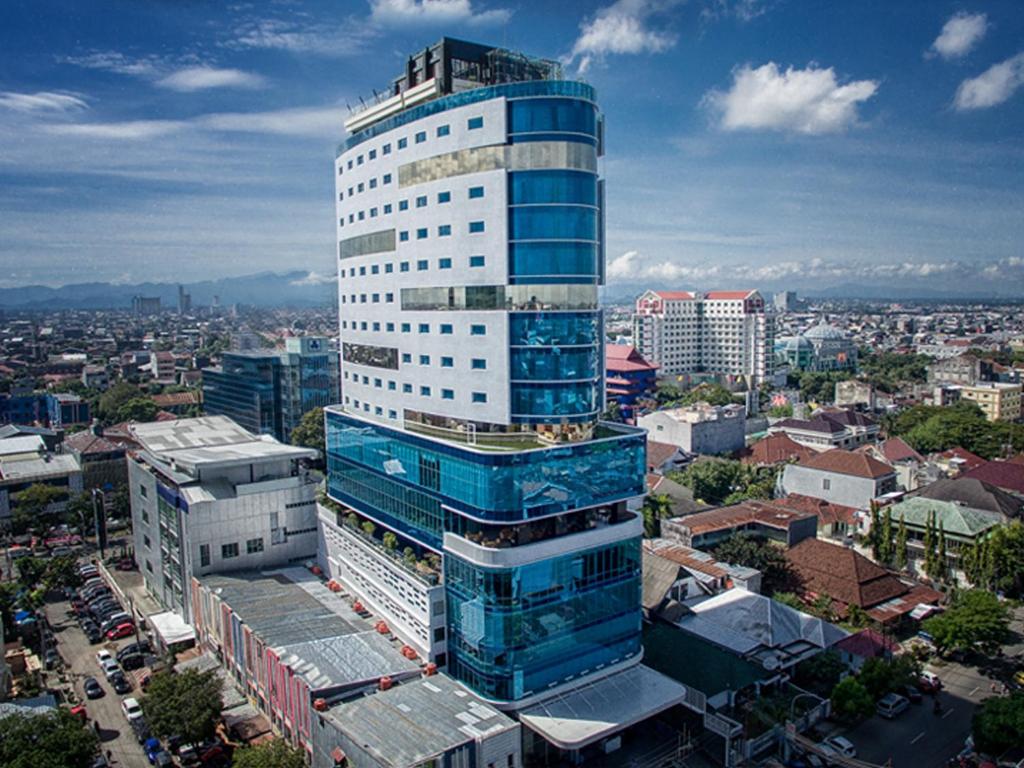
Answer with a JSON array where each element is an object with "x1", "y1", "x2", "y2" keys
[{"x1": 326, "y1": 38, "x2": 646, "y2": 707}]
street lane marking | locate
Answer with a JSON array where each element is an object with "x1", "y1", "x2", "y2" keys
[
  {"x1": 969, "y1": 686, "x2": 979, "y2": 696},
  {"x1": 943, "y1": 708, "x2": 954, "y2": 719},
  {"x1": 910, "y1": 732, "x2": 926, "y2": 745}
]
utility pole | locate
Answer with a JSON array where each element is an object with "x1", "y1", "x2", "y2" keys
[{"x1": 91, "y1": 489, "x2": 106, "y2": 559}]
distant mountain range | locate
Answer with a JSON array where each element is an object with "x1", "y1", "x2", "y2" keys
[{"x1": 0, "y1": 271, "x2": 336, "y2": 310}]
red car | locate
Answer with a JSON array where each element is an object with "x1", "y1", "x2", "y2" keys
[{"x1": 106, "y1": 622, "x2": 134, "y2": 640}]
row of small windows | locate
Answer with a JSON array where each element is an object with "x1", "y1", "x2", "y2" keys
[
  {"x1": 344, "y1": 355, "x2": 488, "y2": 377},
  {"x1": 339, "y1": 173, "x2": 392, "y2": 201},
  {"x1": 337, "y1": 116, "x2": 485, "y2": 176},
  {"x1": 339, "y1": 185, "x2": 483, "y2": 210},
  {"x1": 345, "y1": 389, "x2": 488, "y2": 410},
  {"x1": 340, "y1": 255, "x2": 484, "y2": 279},
  {"x1": 342, "y1": 320, "x2": 487, "y2": 336},
  {"x1": 341, "y1": 292, "x2": 395, "y2": 305},
  {"x1": 341, "y1": 208, "x2": 486, "y2": 230}
]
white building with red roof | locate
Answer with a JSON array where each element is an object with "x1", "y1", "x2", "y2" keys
[{"x1": 632, "y1": 289, "x2": 773, "y2": 384}]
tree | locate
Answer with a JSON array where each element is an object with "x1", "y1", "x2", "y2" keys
[
  {"x1": 922, "y1": 589, "x2": 1010, "y2": 656},
  {"x1": 895, "y1": 512, "x2": 908, "y2": 571},
  {"x1": 772, "y1": 592, "x2": 806, "y2": 611},
  {"x1": 360, "y1": 521, "x2": 376, "y2": 537},
  {"x1": 830, "y1": 676, "x2": 875, "y2": 722},
  {"x1": 11, "y1": 483, "x2": 67, "y2": 533},
  {"x1": 923, "y1": 510, "x2": 936, "y2": 579},
  {"x1": 671, "y1": 459, "x2": 777, "y2": 506},
  {"x1": 878, "y1": 508, "x2": 893, "y2": 565},
  {"x1": 107, "y1": 484, "x2": 131, "y2": 520},
  {"x1": 767, "y1": 403, "x2": 793, "y2": 418},
  {"x1": 869, "y1": 504, "x2": 882, "y2": 561},
  {"x1": 845, "y1": 604, "x2": 871, "y2": 629},
  {"x1": 795, "y1": 650, "x2": 846, "y2": 696},
  {"x1": 712, "y1": 533, "x2": 795, "y2": 595},
  {"x1": 641, "y1": 494, "x2": 673, "y2": 538},
  {"x1": 382, "y1": 531, "x2": 398, "y2": 551},
  {"x1": 16, "y1": 556, "x2": 48, "y2": 589},
  {"x1": 141, "y1": 669, "x2": 223, "y2": 744},
  {"x1": 64, "y1": 491, "x2": 94, "y2": 536},
  {"x1": 291, "y1": 407, "x2": 325, "y2": 460},
  {"x1": 976, "y1": 522, "x2": 1024, "y2": 597},
  {"x1": 97, "y1": 381, "x2": 144, "y2": 424},
  {"x1": 114, "y1": 397, "x2": 158, "y2": 423},
  {"x1": 44, "y1": 555, "x2": 82, "y2": 590},
  {"x1": 972, "y1": 692, "x2": 1024, "y2": 756},
  {"x1": 0, "y1": 708, "x2": 99, "y2": 768},
  {"x1": 858, "y1": 657, "x2": 896, "y2": 700},
  {"x1": 936, "y1": 521, "x2": 948, "y2": 583},
  {"x1": 232, "y1": 738, "x2": 306, "y2": 768},
  {"x1": 883, "y1": 400, "x2": 1024, "y2": 460}
]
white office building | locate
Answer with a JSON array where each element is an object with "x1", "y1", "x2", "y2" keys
[
  {"x1": 633, "y1": 289, "x2": 774, "y2": 384},
  {"x1": 128, "y1": 416, "x2": 320, "y2": 622}
]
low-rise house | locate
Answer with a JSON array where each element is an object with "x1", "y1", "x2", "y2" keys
[
  {"x1": 661, "y1": 500, "x2": 818, "y2": 550},
  {"x1": 857, "y1": 437, "x2": 925, "y2": 491},
  {"x1": 741, "y1": 433, "x2": 815, "y2": 467},
  {"x1": 958, "y1": 382, "x2": 1022, "y2": 422},
  {"x1": 933, "y1": 446, "x2": 986, "y2": 476},
  {"x1": 0, "y1": 435, "x2": 82, "y2": 528},
  {"x1": 63, "y1": 428, "x2": 127, "y2": 491},
  {"x1": 639, "y1": 403, "x2": 746, "y2": 456},
  {"x1": 906, "y1": 476, "x2": 1023, "y2": 520},
  {"x1": 834, "y1": 629, "x2": 900, "y2": 672},
  {"x1": 928, "y1": 353, "x2": 984, "y2": 386},
  {"x1": 785, "y1": 538, "x2": 942, "y2": 625},
  {"x1": 883, "y1": 496, "x2": 1004, "y2": 580},
  {"x1": 768, "y1": 408, "x2": 878, "y2": 451},
  {"x1": 779, "y1": 449, "x2": 898, "y2": 510},
  {"x1": 962, "y1": 459, "x2": 1024, "y2": 496},
  {"x1": 777, "y1": 494, "x2": 859, "y2": 541},
  {"x1": 646, "y1": 439, "x2": 687, "y2": 474},
  {"x1": 643, "y1": 540, "x2": 762, "y2": 611}
]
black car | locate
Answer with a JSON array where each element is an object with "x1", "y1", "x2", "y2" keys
[
  {"x1": 120, "y1": 652, "x2": 145, "y2": 671},
  {"x1": 85, "y1": 627, "x2": 103, "y2": 644},
  {"x1": 902, "y1": 684, "x2": 923, "y2": 703},
  {"x1": 44, "y1": 649, "x2": 61, "y2": 670},
  {"x1": 110, "y1": 672, "x2": 132, "y2": 694},
  {"x1": 118, "y1": 640, "x2": 153, "y2": 660},
  {"x1": 131, "y1": 717, "x2": 151, "y2": 744},
  {"x1": 84, "y1": 677, "x2": 104, "y2": 699}
]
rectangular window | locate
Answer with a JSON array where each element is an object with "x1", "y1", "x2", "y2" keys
[
  {"x1": 357, "y1": 211, "x2": 365, "y2": 221},
  {"x1": 383, "y1": 203, "x2": 392, "y2": 214},
  {"x1": 385, "y1": 263, "x2": 393, "y2": 273},
  {"x1": 470, "y1": 324, "x2": 486, "y2": 336},
  {"x1": 469, "y1": 186, "x2": 484, "y2": 199},
  {"x1": 401, "y1": 322, "x2": 411, "y2": 332},
  {"x1": 402, "y1": 353, "x2": 412, "y2": 363},
  {"x1": 386, "y1": 322, "x2": 395, "y2": 331},
  {"x1": 437, "y1": 124, "x2": 450, "y2": 137},
  {"x1": 472, "y1": 392, "x2": 488, "y2": 403},
  {"x1": 418, "y1": 323, "x2": 429, "y2": 333},
  {"x1": 383, "y1": 173, "x2": 392, "y2": 184},
  {"x1": 420, "y1": 386, "x2": 431, "y2": 396},
  {"x1": 372, "y1": 293, "x2": 380, "y2": 303},
  {"x1": 469, "y1": 255, "x2": 485, "y2": 267},
  {"x1": 400, "y1": 262, "x2": 409, "y2": 272},
  {"x1": 199, "y1": 544, "x2": 210, "y2": 568},
  {"x1": 399, "y1": 199, "x2": 409, "y2": 211},
  {"x1": 468, "y1": 116, "x2": 484, "y2": 130},
  {"x1": 399, "y1": 231, "x2": 409, "y2": 242},
  {"x1": 469, "y1": 221, "x2": 485, "y2": 233},
  {"x1": 382, "y1": 143, "x2": 391, "y2": 154},
  {"x1": 221, "y1": 543, "x2": 239, "y2": 559},
  {"x1": 369, "y1": 149, "x2": 376, "y2": 160},
  {"x1": 371, "y1": 264, "x2": 379, "y2": 274},
  {"x1": 416, "y1": 228, "x2": 428, "y2": 239},
  {"x1": 417, "y1": 259, "x2": 428, "y2": 270},
  {"x1": 385, "y1": 292, "x2": 394, "y2": 302},
  {"x1": 397, "y1": 137, "x2": 407, "y2": 149},
  {"x1": 388, "y1": 380, "x2": 396, "y2": 390},
  {"x1": 369, "y1": 178, "x2": 377, "y2": 189},
  {"x1": 416, "y1": 195, "x2": 427, "y2": 208},
  {"x1": 440, "y1": 324, "x2": 453, "y2": 334},
  {"x1": 372, "y1": 322, "x2": 380, "y2": 331},
  {"x1": 438, "y1": 226, "x2": 451, "y2": 238},
  {"x1": 437, "y1": 191, "x2": 451, "y2": 203},
  {"x1": 419, "y1": 355, "x2": 430, "y2": 365},
  {"x1": 388, "y1": 409, "x2": 397, "y2": 419},
  {"x1": 415, "y1": 131, "x2": 426, "y2": 144},
  {"x1": 403, "y1": 383, "x2": 413, "y2": 393},
  {"x1": 471, "y1": 358, "x2": 487, "y2": 369},
  {"x1": 441, "y1": 356, "x2": 454, "y2": 367},
  {"x1": 246, "y1": 537, "x2": 264, "y2": 554},
  {"x1": 438, "y1": 257, "x2": 452, "y2": 268},
  {"x1": 357, "y1": 154, "x2": 363, "y2": 165},
  {"x1": 374, "y1": 378, "x2": 382, "y2": 387},
  {"x1": 359, "y1": 322, "x2": 368, "y2": 331},
  {"x1": 140, "y1": 484, "x2": 148, "y2": 498},
  {"x1": 357, "y1": 182, "x2": 364, "y2": 192},
  {"x1": 143, "y1": 534, "x2": 151, "y2": 549},
  {"x1": 359, "y1": 266, "x2": 367, "y2": 276},
  {"x1": 375, "y1": 406, "x2": 383, "y2": 416},
  {"x1": 823, "y1": 479, "x2": 831, "y2": 490},
  {"x1": 442, "y1": 389, "x2": 454, "y2": 399}
]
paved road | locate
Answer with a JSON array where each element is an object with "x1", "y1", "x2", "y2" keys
[
  {"x1": 44, "y1": 597, "x2": 150, "y2": 768},
  {"x1": 834, "y1": 662, "x2": 992, "y2": 768}
]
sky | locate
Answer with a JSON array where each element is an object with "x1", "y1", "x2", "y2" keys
[{"x1": 1, "y1": 0, "x2": 1023, "y2": 296}]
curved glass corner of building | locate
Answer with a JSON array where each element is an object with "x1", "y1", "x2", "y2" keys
[{"x1": 444, "y1": 537, "x2": 643, "y2": 702}]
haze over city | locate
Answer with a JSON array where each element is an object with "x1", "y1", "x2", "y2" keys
[{"x1": 2, "y1": 0, "x2": 1023, "y2": 295}]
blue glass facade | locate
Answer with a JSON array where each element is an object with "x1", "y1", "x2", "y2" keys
[
  {"x1": 507, "y1": 98, "x2": 598, "y2": 145},
  {"x1": 445, "y1": 539, "x2": 642, "y2": 700}
]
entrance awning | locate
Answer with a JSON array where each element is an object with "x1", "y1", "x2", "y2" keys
[
  {"x1": 518, "y1": 664, "x2": 688, "y2": 750},
  {"x1": 149, "y1": 611, "x2": 196, "y2": 646}
]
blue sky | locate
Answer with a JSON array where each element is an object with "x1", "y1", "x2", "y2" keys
[{"x1": 1, "y1": 0, "x2": 1023, "y2": 295}]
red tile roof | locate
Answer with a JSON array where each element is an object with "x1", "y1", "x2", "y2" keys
[
  {"x1": 647, "y1": 440, "x2": 682, "y2": 472},
  {"x1": 679, "y1": 500, "x2": 816, "y2": 536},
  {"x1": 63, "y1": 431, "x2": 123, "y2": 456},
  {"x1": 963, "y1": 459, "x2": 1024, "y2": 494},
  {"x1": 878, "y1": 437, "x2": 924, "y2": 464},
  {"x1": 704, "y1": 290, "x2": 755, "y2": 300},
  {"x1": 786, "y1": 538, "x2": 907, "y2": 609},
  {"x1": 834, "y1": 628, "x2": 900, "y2": 659},
  {"x1": 653, "y1": 291, "x2": 696, "y2": 300},
  {"x1": 936, "y1": 446, "x2": 986, "y2": 472},
  {"x1": 779, "y1": 494, "x2": 858, "y2": 527},
  {"x1": 604, "y1": 345, "x2": 659, "y2": 373},
  {"x1": 643, "y1": 541, "x2": 728, "y2": 579},
  {"x1": 800, "y1": 449, "x2": 895, "y2": 480},
  {"x1": 742, "y1": 433, "x2": 816, "y2": 466}
]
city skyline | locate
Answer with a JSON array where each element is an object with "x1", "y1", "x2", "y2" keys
[{"x1": 2, "y1": 0, "x2": 1023, "y2": 294}]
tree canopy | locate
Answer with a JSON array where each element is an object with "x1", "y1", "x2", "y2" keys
[
  {"x1": 11, "y1": 483, "x2": 67, "y2": 533},
  {"x1": 655, "y1": 381, "x2": 738, "y2": 408},
  {"x1": 883, "y1": 400, "x2": 1024, "y2": 459},
  {"x1": 922, "y1": 589, "x2": 1010, "y2": 655},
  {"x1": 830, "y1": 676, "x2": 875, "y2": 722},
  {"x1": 96, "y1": 382, "x2": 144, "y2": 424},
  {"x1": 972, "y1": 692, "x2": 1024, "y2": 756},
  {"x1": 232, "y1": 739, "x2": 306, "y2": 768},
  {"x1": 962, "y1": 521, "x2": 1024, "y2": 598},
  {"x1": 669, "y1": 459, "x2": 777, "y2": 506},
  {"x1": 711, "y1": 533, "x2": 796, "y2": 595},
  {"x1": 291, "y1": 407, "x2": 325, "y2": 460},
  {"x1": 0, "y1": 709, "x2": 99, "y2": 768},
  {"x1": 141, "y1": 669, "x2": 223, "y2": 744}
]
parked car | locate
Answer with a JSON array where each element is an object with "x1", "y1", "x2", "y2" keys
[
  {"x1": 902, "y1": 684, "x2": 923, "y2": 703},
  {"x1": 918, "y1": 671, "x2": 942, "y2": 693},
  {"x1": 145, "y1": 738, "x2": 163, "y2": 763},
  {"x1": 100, "y1": 613, "x2": 131, "y2": 632},
  {"x1": 110, "y1": 671, "x2": 132, "y2": 694},
  {"x1": 84, "y1": 677, "x2": 104, "y2": 699},
  {"x1": 131, "y1": 717, "x2": 151, "y2": 744},
  {"x1": 153, "y1": 752, "x2": 173, "y2": 768},
  {"x1": 877, "y1": 693, "x2": 910, "y2": 719},
  {"x1": 44, "y1": 648, "x2": 61, "y2": 669},
  {"x1": 95, "y1": 649, "x2": 113, "y2": 665},
  {"x1": 118, "y1": 640, "x2": 153, "y2": 660},
  {"x1": 107, "y1": 622, "x2": 135, "y2": 640},
  {"x1": 120, "y1": 652, "x2": 146, "y2": 671},
  {"x1": 101, "y1": 657, "x2": 121, "y2": 679},
  {"x1": 820, "y1": 736, "x2": 857, "y2": 759},
  {"x1": 85, "y1": 627, "x2": 103, "y2": 644},
  {"x1": 122, "y1": 697, "x2": 144, "y2": 722}
]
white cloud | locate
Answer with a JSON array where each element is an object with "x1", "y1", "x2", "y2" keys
[
  {"x1": 61, "y1": 51, "x2": 167, "y2": 77},
  {"x1": 369, "y1": 0, "x2": 511, "y2": 25},
  {"x1": 227, "y1": 17, "x2": 373, "y2": 56},
  {"x1": 289, "y1": 271, "x2": 336, "y2": 286},
  {"x1": 701, "y1": 0, "x2": 770, "y2": 23},
  {"x1": 705, "y1": 62, "x2": 878, "y2": 134},
  {"x1": 954, "y1": 52, "x2": 1024, "y2": 110},
  {"x1": 44, "y1": 120, "x2": 187, "y2": 140},
  {"x1": 199, "y1": 106, "x2": 347, "y2": 138},
  {"x1": 929, "y1": 11, "x2": 988, "y2": 60},
  {"x1": 157, "y1": 66, "x2": 266, "y2": 92},
  {"x1": 569, "y1": 0, "x2": 680, "y2": 73},
  {"x1": 0, "y1": 91, "x2": 88, "y2": 113}
]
